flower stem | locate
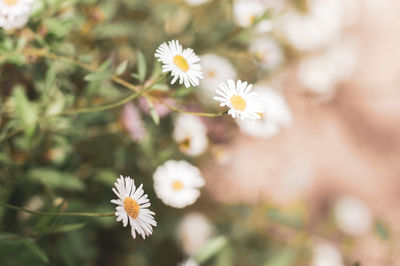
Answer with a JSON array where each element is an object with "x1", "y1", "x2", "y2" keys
[
  {"x1": 60, "y1": 75, "x2": 166, "y2": 115},
  {"x1": 0, "y1": 202, "x2": 114, "y2": 217}
]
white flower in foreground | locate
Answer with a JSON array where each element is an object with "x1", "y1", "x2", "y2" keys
[
  {"x1": 237, "y1": 86, "x2": 292, "y2": 138},
  {"x1": 199, "y1": 54, "x2": 237, "y2": 96},
  {"x1": 111, "y1": 176, "x2": 157, "y2": 239},
  {"x1": 249, "y1": 37, "x2": 284, "y2": 70},
  {"x1": 311, "y1": 241, "x2": 344, "y2": 266},
  {"x1": 153, "y1": 160, "x2": 205, "y2": 208},
  {"x1": 178, "y1": 212, "x2": 213, "y2": 256},
  {"x1": 155, "y1": 40, "x2": 203, "y2": 88},
  {"x1": 0, "y1": 0, "x2": 35, "y2": 30},
  {"x1": 178, "y1": 258, "x2": 198, "y2": 266},
  {"x1": 173, "y1": 114, "x2": 208, "y2": 157},
  {"x1": 214, "y1": 79, "x2": 265, "y2": 120},
  {"x1": 184, "y1": 0, "x2": 211, "y2": 6},
  {"x1": 334, "y1": 196, "x2": 372, "y2": 236}
]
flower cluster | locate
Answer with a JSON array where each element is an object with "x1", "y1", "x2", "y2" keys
[{"x1": 155, "y1": 39, "x2": 267, "y2": 121}]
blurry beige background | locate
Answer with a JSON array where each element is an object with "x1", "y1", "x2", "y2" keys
[{"x1": 202, "y1": 1, "x2": 400, "y2": 265}]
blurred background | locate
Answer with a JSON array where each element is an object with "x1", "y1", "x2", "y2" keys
[{"x1": 1, "y1": 0, "x2": 400, "y2": 265}]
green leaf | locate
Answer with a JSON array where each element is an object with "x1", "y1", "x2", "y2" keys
[
  {"x1": 115, "y1": 60, "x2": 129, "y2": 75},
  {"x1": 98, "y1": 59, "x2": 112, "y2": 72},
  {"x1": 194, "y1": 236, "x2": 228, "y2": 264},
  {"x1": 52, "y1": 223, "x2": 86, "y2": 234},
  {"x1": 94, "y1": 169, "x2": 118, "y2": 186},
  {"x1": 375, "y1": 221, "x2": 389, "y2": 240},
  {"x1": 45, "y1": 64, "x2": 57, "y2": 91},
  {"x1": 131, "y1": 73, "x2": 141, "y2": 80},
  {"x1": 23, "y1": 240, "x2": 49, "y2": 264},
  {"x1": 84, "y1": 72, "x2": 112, "y2": 82},
  {"x1": 136, "y1": 51, "x2": 147, "y2": 82},
  {"x1": 13, "y1": 86, "x2": 38, "y2": 139},
  {"x1": 151, "y1": 83, "x2": 169, "y2": 91},
  {"x1": 216, "y1": 245, "x2": 234, "y2": 266},
  {"x1": 146, "y1": 99, "x2": 160, "y2": 125},
  {"x1": 263, "y1": 248, "x2": 296, "y2": 266},
  {"x1": 28, "y1": 168, "x2": 85, "y2": 191},
  {"x1": 149, "y1": 60, "x2": 162, "y2": 80}
]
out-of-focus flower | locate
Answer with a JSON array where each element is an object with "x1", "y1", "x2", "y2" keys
[
  {"x1": 233, "y1": 0, "x2": 267, "y2": 28},
  {"x1": 177, "y1": 212, "x2": 213, "y2": 256},
  {"x1": 233, "y1": 0, "x2": 285, "y2": 28},
  {"x1": 311, "y1": 241, "x2": 344, "y2": 266},
  {"x1": 138, "y1": 97, "x2": 173, "y2": 118},
  {"x1": 237, "y1": 86, "x2": 292, "y2": 138},
  {"x1": 199, "y1": 54, "x2": 237, "y2": 97},
  {"x1": 178, "y1": 258, "x2": 198, "y2": 266},
  {"x1": 214, "y1": 79, "x2": 265, "y2": 120},
  {"x1": 249, "y1": 37, "x2": 284, "y2": 70},
  {"x1": 120, "y1": 102, "x2": 146, "y2": 142},
  {"x1": 298, "y1": 44, "x2": 355, "y2": 95},
  {"x1": 0, "y1": 0, "x2": 35, "y2": 30},
  {"x1": 276, "y1": 0, "x2": 344, "y2": 52},
  {"x1": 334, "y1": 196, "x2": 373, "y2": 236},
  {"x1": 111, "y1": 176, "x2": 157, "y2": 239},
  {"x1": 155, "y1": 40, "x2": 203, "y2": 88},
  {"x1": 173, "y1": 114, "x2": 208, "y2": 156},
  {"x1": 184, "y1": 0, "x2": 211, "y2": 6},
  {"x1": 153, "y1": 160, "x2": 205, "y2": 208},
  {"x1": 19, "y1": 195, "x2": 44, "y2": 220}
]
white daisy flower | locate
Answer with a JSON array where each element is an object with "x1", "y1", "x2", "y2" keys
[
  {"x1": 178, "y1": 258, "x2": 198, "y2": 266},
  {"x1": 334, "y1": 196, "x2": 372, "y2": 236},
  {"x1": 0, "y1": 0, "x2": 35, "y2": 30},
  {"x1": 237, "y1": 86, "x2": 292, "y2": 138},
  {"x1": 199, "y1": 53, "x2": 237, "y2": 97},
  {"x1": 214, "y1": 79, "x2": 265, "y2": 120},
  {"x1": 155, "y1": 40, "x2": 203, "y2": 88},
  {"x1": 178, "y1": 212, "x2": 214, "y2": 256},
  {"x1": 311, "y1": 241, "x2": 344, "y2": 266},
  {"x1": 173, "y1": 114, "x2": 208, "y2": 157},
  {"x1": 249, "y1": 37, "x2": 284, "y2": 70},
  {"x1": 153, "y1": 160, "x2": 205, "y2": 208},
  {"x1": 111, "y1": 175, "x2": 157, "y2": 239}
]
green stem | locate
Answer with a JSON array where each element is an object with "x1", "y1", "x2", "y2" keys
[
  {"x1": 60, "y1": 75, "x2": 166, "y2": 115},
  {"x1": 0, "y1": 202, "x2": 114, "y2": 217}
]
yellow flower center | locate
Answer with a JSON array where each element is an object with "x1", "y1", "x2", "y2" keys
[
  {"x1": 250, "y1": 15, "x2": 257, "y2": 24},
  {"x1": 123, "y1": 197, "x2": 140, "y2": 219},
  {"x1": 257, "y1": 112, "x2": 264, "y2": 118},
  {"x1": 173, "y1": 55, "x2": 189, "y2": 72},
  {"x1": 207, "y1": 71, "x2": 216, "y2": 77},
  {"x1": 4, "y1": 0, "x2": 18, "y2": 5},
  {"x1": 179, "y1": 137, "x2": 191, "y2": 151},
  {"x1": 230, "y1": 95, "x2": 247, "y2": 111},
  {"x1": 172, "y1": 180, "x2": 184, "y2": 191}
]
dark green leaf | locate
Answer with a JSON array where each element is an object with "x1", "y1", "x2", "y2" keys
[{"x1": 23, "y1": 240, "x2": 49, "y2": 264}]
